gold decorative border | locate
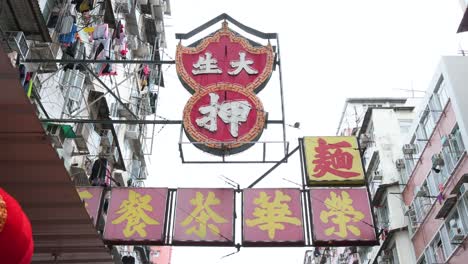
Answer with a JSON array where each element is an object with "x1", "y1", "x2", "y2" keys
[
  {"x1": 0, "y1": 194, "x2": 7, "y2": 233},
  {"x1": 183, "y1": 83, "x2": 266, "y2": 152},
  {"x1": 176, "y1": 22, "x2": 275, "y2": 93}
]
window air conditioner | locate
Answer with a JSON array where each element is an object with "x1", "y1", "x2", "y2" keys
[
  {"x1": 395, "y1": 158, "x2": 405, "y2": 170},
  {"x1": 402, "y1": 144, "x2": 416, "y2": 155},
  {"x1": 2, "y1": 31, "x2": 29, "y2": 59},
  {"x1": 373, "y1": 170, "x2": 383, "y2": 181},
  {"x1": 46, "y1": 124, "x2": 65, "y2": 148},
  {"x1": 451, "y1": 229, "x2": 465, "y2": 242}
]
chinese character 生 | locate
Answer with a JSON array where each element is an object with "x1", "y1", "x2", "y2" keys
[
  {"x1": 319, "y1": 191, "x2": 364, "y2": 238},
  {"x1": 180, "y1": 192, "x2": 228, "y2": 239},
  {"x1": 111, "y1": 190, "x2": 160, "y2": 238},
  {"x1": 192, "y1": 52, "x2": 222, "y2": 75},
  {"x1": 246, "y1": 191, "x2": 301, "y2": 239}
]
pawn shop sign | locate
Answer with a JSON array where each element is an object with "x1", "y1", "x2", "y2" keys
[{"x1": 177, "y1": 22, "x2": 275, "y2": 155}]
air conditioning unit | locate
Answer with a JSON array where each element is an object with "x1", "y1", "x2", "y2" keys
[
  {"x1": 432, "y1": 153, "x2": 445, "y2": 167},
  {"x1": 74, "y1": 123, "x2": 92, "y2": 152},
  {"x1": 373, "y1": 170, "x2": 383, "y2": 181},
  {"x1": 125, "y1": 124, "x2": 140, "y2": 139},
  {"x1": 402, "y1": 144, "x2": 416, "y2": 154},
  {"x1": 395, "y1": 159, "x2": 405, "y2": 170},
  {"x1": 46, "y1": 124, "x2": 65, "y2": 148},
  {"x1": 99, "y1": 129, "x2": 113, "y2": 147},
  {"x1": 2, "y1": 31, "x2": 29, "y2": 59},
  {"x1": 451, "y1": 230, "x2": 465, "y2": 242}
]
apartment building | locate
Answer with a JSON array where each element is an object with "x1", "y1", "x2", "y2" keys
[
  {"x1": 1, "y1": 0, "x2": 171, "y2": 262},
  {"x1": 401, "y1": 56, "x2": 468, "y2": 264}
]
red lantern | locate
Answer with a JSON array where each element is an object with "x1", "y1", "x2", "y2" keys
[{"x1": 0, "y1": 188, "x2": 34, "y2": 264}]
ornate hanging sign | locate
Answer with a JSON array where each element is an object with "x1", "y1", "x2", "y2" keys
[
  {"x1": 176, "y1": 22, "x2": 274, "y2": 93},
  {"x1": 177, "y1": 22, "x2": 274, "y2": 155},
  {"x1": 303, "y1": 136, "x2": 366, "y2": 186},
  {"x1": 309, "y1": 187, "x2": 378, "y2": 246}
]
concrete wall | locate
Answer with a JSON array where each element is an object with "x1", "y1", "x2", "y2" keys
[{"x1": 441, "y1": 56, "x2": 468, "y2": 152}]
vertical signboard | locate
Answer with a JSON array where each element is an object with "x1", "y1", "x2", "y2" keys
[
  {"x1": 309, "y1": 187, "x2": 377, "y2": 246},
  {"x1": 303, "y1": 136, "x2": 365, "y2": 185},
  {"x1": 173, "y1": 188, "x2": 235, "y2": 246},
  {"x1": 77, "y1": 187, "x2": 103, "y2": 226},
  {"x1": 103, "y1": 188, "x2": 168, "y2": 244},
  {"x1": 177, "y1": 22, "x2": 275, "y2": 155},
  {"x1": 243, "y1": 188, "x2": 305, "y2": 246}
]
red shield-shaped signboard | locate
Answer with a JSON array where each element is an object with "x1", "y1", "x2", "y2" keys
[
  {"x1": 183, "y1": 84, "x2": 266, "y2": 155},
  {"x1": 104, "y1": 188, "x2": 168, "y2": 244},
  {"x1": 173, "y1": 188, "x2": 235, "y2": 246},
  {"x1": 178, "y1": 21, "x2": 273, "y2": 156},
  {"x1": 309, "y1": 187, "x2": 378, "y2": 246},
  {"x1": 243, "y1": 188, "x2": 304, "y2": 246},
  {"x1": 77, "y1": 187, "x2": 104, "y2": 226},
  {"x1": 176, "y1": 22, "x2": 274, "y2": 93}
]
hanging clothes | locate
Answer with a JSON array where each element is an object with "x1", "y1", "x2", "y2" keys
[
  {"x1": 59, "y1": 24, "x2": 77, "y2": 46},
  {"x1": 60, "y1": 15, "x2": 75, "y2": 34},
  {"x1": 89, "y1": 158, "x2": 108, "y2": 186},
  {"x1": 91, "y1": 23, "x2": 109, "y2": 41}
]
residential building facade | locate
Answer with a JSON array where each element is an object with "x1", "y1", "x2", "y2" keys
[
  {"x1": 401, "y1": 56, "x2": 468, "y2": 264},
  {"x1": 311, "y1": 97, "x2": 418, "y2": 264},
  {"x1": 1, "y1": 0, "x2": 172, "y2": 262}
]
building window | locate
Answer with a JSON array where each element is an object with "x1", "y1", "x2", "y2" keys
[
  {"x1": 440, "y1": 124, "x2": 465, "y2": 176},
  {"x1": 435, "y1": 76, "x2": 449, "y2": 109},
  {"x1": 421, "y1": 108, "x2": 436, "y2": 141},
  {"x1": 376, "y1": 197, "x2": 390, "y2": 229},
  {"x1": 399, "y1": 119, "x2": 413, "y2": 135},
  {"x1": 415, "y1": 125, "x2": 427, "y2": 155},
  {"x1": 430, "y1": 235, "x2": 446, "y2": 264},
  {"x1": 413, "y1": 180, "x2": 433, "y2": 223},
  {"x1": 445, "y1": 209, "x2": 466, "y2": 250}
]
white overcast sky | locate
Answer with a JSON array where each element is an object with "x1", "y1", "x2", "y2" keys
[{"x1": 146, "y1": 1, "x2": 464, "y2": 263}]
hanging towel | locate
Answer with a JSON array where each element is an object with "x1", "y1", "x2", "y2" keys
[{"x1": 60, "y1": 16, "x2": 74, "y2": 34}]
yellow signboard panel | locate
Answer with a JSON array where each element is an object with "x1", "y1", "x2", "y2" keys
[{"x1": 303, "y1": 136, "x2": 365, "y2": 186}]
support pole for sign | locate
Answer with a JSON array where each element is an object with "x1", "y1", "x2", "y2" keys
[
  {"x1": 276, "y1": 35, "x2": 288, "y2": 157},
  {"x1": 247, "y1": 145, "x2": 300, "y2": 188}
]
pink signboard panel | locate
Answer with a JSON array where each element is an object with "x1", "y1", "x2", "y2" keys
[
  {"x1": 309, "y1": 187, "x2": 378, "y2": 246},
  {"x1": 104, "y1": 188, "x2": 168, "y2": 244},
  {"x1": 173, "y1": 188, "x2": 235, "y2": 246},
  {"x1": 77, "y1": 187, "x2": 103, "y2": 226},
  {"x1": 243, "y1": 188, "x2": 304, "y2": 245}
]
